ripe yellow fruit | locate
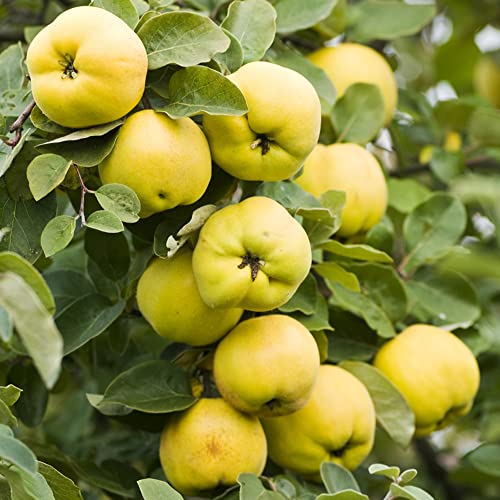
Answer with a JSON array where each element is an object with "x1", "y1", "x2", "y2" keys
[
  {"x1": 160, "y1": 398, "x2": 267, "y2": 496},
  {"x1": 374, "y1": 324, "x2": 480, "y2": 437},
  {"x1": 136, "y1": 249, "x2": 243, "y2": 346},
  {"x1": 192, "y1": 196, "x2": 312, "y2": 311},
  {"x1": 203, "y1": 61, "x2": 321, "y2": 181},
  {"x1": 214, "y1": 315, "x2": 320, "y2": 417},
  {"x1": 262, "y1": 365, "x2": 376, "y2": 479},
  {"x1": 294, "y1": 143, "x2": 387, "y2": 237},
  {"x1": 418, "y1": 131, "x2": 462, "y2": 164},
  {"x1": 308, "y1": 43, "x2": 397, "y2": 125},
  {"x1": 26, "y1": 6, "x2": 147, "y2": 129},
  {"x1": 474, "y1": 56, "x2": 500, "y2": 108},
  {"x1": 99, "y1": 110, "x2": 211, "y2": 217}
]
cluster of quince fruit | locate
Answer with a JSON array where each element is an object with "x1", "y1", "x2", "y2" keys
[{"x1": 26, "y1": 5, "x2": 481, "y2": 497}]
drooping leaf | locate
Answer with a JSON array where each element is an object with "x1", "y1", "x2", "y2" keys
[
  {"x1": 41, "y1": 216, "x2": 76, "y2": 258},
  {"x1": 331, "y1": 83, "x2": 384, "y2": 143},
  {"x1": 160, "y1": 66, "x2": 247, "y2": 118},
  {"x1": 221, "y1": 0, "x2": 277, "y2": 63},
  {"x1": 0, "y1": 272, "x2": 62, "y2": 389},
  {"x1": 138, "y1": 12, "x2": 230, "y2": 69},
  {"x1": 99, "y1": 360, "x2": 196, "y2": 413},
  {"x1": 340, "y1": 361, "x2": 415, "y2": 448}
]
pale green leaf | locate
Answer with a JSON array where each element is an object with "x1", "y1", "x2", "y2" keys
[
  {"x1": 466, "y1": 443, "x2": 500, "y2": 478},
  {"x1": 271, "y1": 0, "x2": 337, "y2": 33},
  {"x1": 27, "y1": 154, "x2": 72, "y2": 201},
  {"x1": 0, "y1": 425, "x2": 37, "y2": 475},
  {"x1": 91, "y1": 0, "x2": 139, "y2": 28},
  {"x1": 321, "y1": 462, "x2": 360, "y2": 493},
  {"x1": 0, "y1": 43, "x2": 25, "y2": 91},
  {"x1": 368, "y1": 463, "x2": 400, "y2": 480},
  {"x1": 214, "y1": 29, "x2": 244, "y2": 73},
  {"x1": 95, "y1": 183, "x2": 141, "y2": 223},
  {"x1": 41, "y1": 216, "x2": 76, "y2": 258},
  {"x1": 314, "y1": 262, "x2": 360, "y2": 292},
  {"x1": 138, "y1": 478, "x2": 183, "y2": 500},
  {"x1": 319, "y1": 240, "x2": 392, "y2": 263},
  {"x1": 469, "y1": 107, "x2": 500, "y2": 146},
  {"x1": 387, "y1": 178, "x2": 431, "y2": 214},
  {"x1": 86, "y1": 210, "x2": 124, "y2": 233}
]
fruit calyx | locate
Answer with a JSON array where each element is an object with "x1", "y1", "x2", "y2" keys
[
  {"x1": 238, "y1": 253, "x2": 262, "y2": 281},
  {"x1": 329, "y1": 441, "x2": 350, "y2": 458},
  {"x1": 264, "y1": 398, "x2": 281, "y2": 412},
  {"x1": 250, "y1": 134, "x2": 272, "y2": 155},
  {"x1": 59, "y1": 53, "x2": 78, "y2": 79}
]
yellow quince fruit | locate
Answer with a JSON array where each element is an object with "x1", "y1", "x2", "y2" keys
[
  {"x1": 203, "y1": 61, "x2": 321, "y2": 181},
  {"x1": 308, "y1": 43, "x2": 397, "y2": 125},
  {"x1": 374, "y1": 324, "x2": 480, "y2": 437},
  {"x1": 159, "y1": 398, "x2": 267, "y2": 496},
  {"x1": 99, "y1": 110, "x2": 212, "y2": 217},
  {"x1": 214, "y1": 315, "x2": 320, "y2": 417},
  {"x1": 294, "y1": 143, "x2": 387, "y2": 238},
  {"x1": 26, "y1": 6, "x2": 148, "y2": 128},
  {"x1": 261, "y1": 364, "x2": 376, "y2": 480},
  {"x1": 136, "y1": 248, "x2": 243, "y2": 346},
  {"x1": 192, "y1": 196, "x2": 312, "y2": 311},
  {"x1": 474, "y1": 56, "x2": 500, "y2": 108}
]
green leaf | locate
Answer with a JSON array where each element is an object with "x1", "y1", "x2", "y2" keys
[
  {"x1": 0, "y1": 43, "x2": 25, "y2": 91},
  {"x1": 0, "y1": 306, "x2": 12, "y2": 342},
  {"x1": 347, "y1": 263, "x2": 408, "y2": 322},
  {"x1": 319, "y1": 240, "x2": 392, "y2": 263},
  {"x1": 314, "y1": 262, "x2": 360, "y2": 292},
  {"x1": 41, "y1": 216, "x2": 76, "y2": 258},
  {"x1": 29, "y1": 106, "x2": 71, "y2": 135},
  {"x1": 406, "y1": 269, "x2": 480, "y2": 329},
  {"x1": 399, "y1": 469, "x2": 418, "y2": 485},
  {"x1": 37, "y1": 124, "x2": 121, "y2": 167},
  {"x1": 38, "y1": 462, "x2": 83, "y2": 500},
  {"x1": 292, "y1": 292, "x2": 333, "y2": 332},
  {"x1": 0, "y1": 385, "x2": 21, "y2": 408},
  {"x1": 320, "y1": 462, "x2": 360, "y2": 493},
  {"x1": 84, "y1": 230, "x2": 130, "y2": 280},
  {"x1": 429, "y1": 149, "x2": 464, "y2": 184},
  {"x1": 402, "y1": 193, "x2": 467, "y2": 274},
  {"x1": 56, "y1": 294, "x2": 126, "y2": 355},
  {"x1": 0, "y1": 272, "x2": 62, "y2": 389},
  {"x1": 271, "y1": 0, "x2": 337, "y2": 33},
  {"x1": 91, "y1": 0, "x2": 139, "y2": 28},
  {"x1": 266, "y1": 44, "x2": 336, "y2": 115},
  {"x1": 95, "y1": 184, "x2": 140, "y2": 223},
  {"x1": 44, "y1": 270, "x2": 96, "y2": 317},
  {"x1": 0, "y1": 463, "x2": 54, "y2": 500},
  {"x1": 0, "y1": 399, "x2": 17, "y2": 427},
  {"x1": 160, "y1": 66, "x2": 248, "y2": 118},
  {"x1": 368, "y1": 463, "x2": 400, "y2": 480},
  {"x1": 238, "y1": 473, "x2": 266, "y2": 500},
  {"x1": 138, "y1": 12, "x2": 230, "y2": 70},
  {"x1": 328, "y1": 282, "x2": 395, "y2": 338},
  {"x1": 100, "y1": 360, "x2": 195, "y2": 413},
  {"x1": 0, "y1": 425, "x2": 37, "y2": 475},
  {"x1": 331, "y1": 83, "x2": 384, "y2": 144},
  {"x1": 0, "y1": 252, "x2": 55, "y2": 313},
  {"x1": 26, "y1": 154, "x2": 72, "y2": 202},
  {"x1": 466, "y1": 443, "x2": 500, "y2": 478},
  {"x1": 86, "y1": 210, "x2": 124, "y2": 233},
  {"x1": 137, "y1": 478, "x2": 183, "y2": 500},
  {"x1": 221, "y1": 0, "x2": 277, "y2": 64},
  {"x1": 279, "y1": 274, "x2": 318, "y2": 314},
  {"x1": 0, "y1": 128, "x2": 35, "y2": 178},
  {"x1": 387, "y1": 178, "x2": 431, "y2": 214},
  {"x1": 340, "y1": 361, "x2": 415, "y2": 448},
  {"x1": 389, "y1": 484, "x2": 434, "y2": 500},
  {"x1": 469, "y1": 107, "x2": 500, "y2": 146},
  {"x1": 347, "y1": 1, "x2": 436, "y2": 42},
  {"x1": 317, "y1": 491, "x2": 368, "y2": 500},
  {"x1": 214, "y1": 29, "x2": 244, "y2": 73}
]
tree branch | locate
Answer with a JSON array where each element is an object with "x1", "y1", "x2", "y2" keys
[{"x1": 3, "y1": 100, "x2": 36, "y2": 148}]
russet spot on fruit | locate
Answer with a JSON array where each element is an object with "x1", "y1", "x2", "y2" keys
[{"x1": 26, "y1": 6, "x2": 148, "y2": 129}]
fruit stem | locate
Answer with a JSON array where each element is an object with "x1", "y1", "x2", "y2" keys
[
  {"x1": 238, "y1": 253, "x2": 262, "y2": 281},
  {"x1": 74, "y1": 164, "x2": 95, "y2": 226},
  {"x1": 3, "y1": 99, "x2": 35, "y2": 148},
  {"x1": 250, "y1": 135, "x2": 271, "y2": 155}
]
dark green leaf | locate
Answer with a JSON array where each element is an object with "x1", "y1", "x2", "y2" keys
[
  {"x1": 57, "y1": 294, "x2": 126, "y2": 355},
  {"x1": 320, "y1": 462, "x2": 360, "y2": 493},
  {"x1": 160, "y1": 66, "x2": 248, "y2": 118},
  {"x1": 95, "y1": 183, "x2": 141, "y2": 223},
  {"x1": 331, "y1": 83, "x2": 384, "y2": 144},
  {"x1": 340, "y1": 361, "x2": 415, "y2": 448},
  {"x1": 84, "y1": 230, "x2": 130, "y2": 280},
  {"x1": 221, "y1": 0, "x2": 277, "y2": 63},
  {"x1": 138, "y1": 12, "x2": 230, "y2": 69},
  {"x1": 41, "y1": 216, "x2": 76, "y2": 258},
  {"x1": 214, "y1": 29, "x2": 244, "y2": 73},
  {"x1": 0, "y1": 272, "x2": 62, "y2": 389},
  {"x1": 27, "y1": 154, "x2": 72, "y2": 201},
  {"x1": 100, "y1": 360, "x2": 195, "y2": 413},
  {"x1": 279, "y1": 273, "x2": 318, "y2": 314},
  {"x1": 466, "y1": 444, "x2": 500, "y2": 478}
]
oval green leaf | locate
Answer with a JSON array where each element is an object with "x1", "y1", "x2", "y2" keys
[{"x1": 41, "y1": 215, "x2": 76, "y2": 258}]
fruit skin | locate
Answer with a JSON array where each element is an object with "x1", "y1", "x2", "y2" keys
[
  {"x1": 26, "y1": 6, "x2": 147, "y2": 129},
  {"x1": 159, "y1": 398, "x2": 267, "y2": 496},
  {"x1": 192, "y1": 196, "x2": 312, "y2": 311},
  {"x1": 374, "y1": 324, "x2": 480, "y2": 437},
  {"x1": 99, "y1": 110, "x2": 211, "y2": 217},
  {"x1": 474, "y1": 56, "x2": 500, "y2": 108},
  {"x1": 203, "y1": 61, "x2": 321, "y2": 181},
  {"x1": 136, "y1": 248, "x2": 243, "y2": 346},
  {"x1": 308, "y1": 43, "x2": 397, "y2": 125},
  {"x1": 261, "y1": 364, "x2": 376, "y2": 480},
  {"x1": 294, "y1": 143, "x2": 387, "y2": 237},
  {"x1": 214, "y1": 315, "x2": 320, "y2": 417}
]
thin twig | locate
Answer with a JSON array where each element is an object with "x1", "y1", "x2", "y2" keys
[
  {"x1": 3, "y1": 99, "x2": 36, "y2": 148},
  {"x1": 73, "y1": 164, "x2": 94, "y2": 226}
]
